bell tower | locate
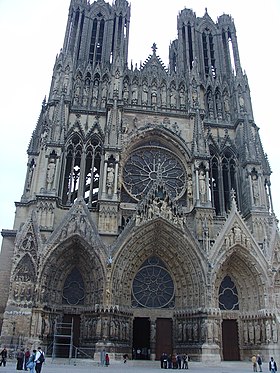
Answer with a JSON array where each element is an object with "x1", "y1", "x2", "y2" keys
[{"x1": 63, "y1": 0, "x2": 130, "y2": 67}]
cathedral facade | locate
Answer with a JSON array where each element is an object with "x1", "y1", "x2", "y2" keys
[{"x1": 0, "y1": 0, "x2": 279, "y2": 362}]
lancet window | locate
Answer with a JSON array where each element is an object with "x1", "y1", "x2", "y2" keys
[
  {"x1": 62, "y1": 135, "x2": 102, "y2": 206},
  {"x1": 222, "y1": 28, "x2": 236, "y2": 75},
  {"x1": 209, "y1": 148, "x2": 239, "y2": 215},
  {"x1": 202, "y1": 29, "x2": 216, "y2": 77},
  {"x1": 89, "y1": 18, "x2": 105, "y2": 64}
]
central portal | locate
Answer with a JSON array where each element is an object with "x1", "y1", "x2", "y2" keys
[{"x1": 133, "y1": 317, "x2": 151, "y2": 360}]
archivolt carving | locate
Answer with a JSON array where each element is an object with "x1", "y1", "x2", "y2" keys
[
  {"x1": 213, "y1": 250, "x2": 267, "y2": 311},
  {"x1": 37, "y1": 239, "x2": 106, "y2": 307},
  {"x1": 111, "y1": 220, "x2": 207, "y2": 309}
]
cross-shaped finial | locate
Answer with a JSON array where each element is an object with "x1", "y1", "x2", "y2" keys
[{"x1": 152, "y1": 43, "x2": 157, "y2": 54}]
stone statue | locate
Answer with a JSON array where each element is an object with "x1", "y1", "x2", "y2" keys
[
  {"x1": 106, "y1": 164, "x2": 115, "y2": 195},
  {"x1": 199, "y1": 169, "x2": 206, "y2": 202},
  {"x1": 46, "y1": 159, "x2": 56, "y2": 190}
]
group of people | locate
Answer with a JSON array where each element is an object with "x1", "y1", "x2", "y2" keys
[
  {"x1": 100, "y1": 349, "x2": 110, "y2": 367},
  {"x1": 160, "y1": 353, "x2": 189, "y2": 369},
  {"x1": 252, "y1": 354, "x2": 278, "y2": 373},
  {"x1": 0, "y1": 346, "x2": 45, "y2": 372}
]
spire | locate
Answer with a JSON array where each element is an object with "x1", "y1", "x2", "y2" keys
[{"x1": 192, "y1": 110, "x2": 208, "y2": 158}]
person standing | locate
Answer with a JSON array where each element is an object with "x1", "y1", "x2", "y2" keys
[
  {"x1": 16, "y1": 349, "x2": 25, "y2": 370},
  {"x1": 27, "y1": 350, "x2": 37, "y2": 373},
  {"x1": 100, "y1": 349, "x2": 106, "y2": 367},
  {"x1": 269, "y1": 357, "x2": 277, "y2": 373},
  {"x1": 105, "y1": 353, "x2": 110, "y2": 367},
  {"x1": 0, "y1": 347, "x2": 7, "y2": 367},
  {"x1": 252, "y1": 355, "x2": 257, "y2": 372},
  {"x1": 24, "y1": 349, "x2": 31, "y2": 371},
  {"x1": 34, "y1": 347, "x2": 45, "y2": 373},
  {"x1": 257, "y1": 354, "x2": 263, "y2": 372},
  {"x1": 182, "y1": 354, "x2": 189, "y2": 369}
]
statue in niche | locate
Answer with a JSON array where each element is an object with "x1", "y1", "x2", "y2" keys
[
  {"x1": 131, "y1": 82, "x2": 138, "y2": 104},
  {"x1": 92, "y1": 79, "x2": 99, "y2": 107},
  {"x1": 170, "y1": 87, "x2": 177, "y2": 108},
  {"x1": 63, "y1": 66, "x2": 70, "y2": 93},
  {"x1": 82, "y1": 78, "x2": 90, "y2": 107},
  {"x1": 113, "y1": 69, "x2": 120, "y2": 95},
  {"x1": 265, "y1": 320, "x2": 271, "y2": 342},
  {"x1": 100, "y1": 81, "x2": 107, "y2": 108},
  {"x1": 207, "y1": 93, "x2": 214, "y2": 119},
  {"x1": 13, "y1": 284, "x2": 20, "y2": 300},
  {"x1": 23, "y1": 234, "x2": 34, "y2": 251},
  {"x1": 273, "y1": 246, "x2": 280, "y2": 264},
  {"x1": 73, "y1": 78, "x2": 81, "y2": 105},
  {"x1": 26, "y1": 285, "x2": 32, "y2": 301},
  {"x1": 192, "y1": 85, "x2": 198, "y2": 107},
  {"x1": 252, "y1": 173, "x2": 260, "y2": 205},
  {"x1": 223, "y1": 91, "x2": 230, "y2": 120},
  {"x1": 160, "y1": 84, "x2": 167, "y2": 107},
  {"x1": 216, "y1": 92, "x2": 223, "y2": 119},
  {"x1": 142, "y1": 82, "x2": 148, "y2": 105},
  {"x1": 123, "y1": 81, "x2": 129, "y2": 103},
  {"x1": 46, "y1": 159, "x2": 56, "y2": 190},
  {"x1": 272, "y1": 320, "x2": 278, "y2": 343},
  {"x1": 26, "y1": 159, "x2": 35, "y2": 191},
  {"x1": 239, "y1": 93, "x2": 245, "y2": 112},
  {"x1": 243, "y1": 321, "x2": 248, "y2": 344},
  {"x1": 233, "y1": 223, "x2": 242, "y2": 242},
  {"x1": 151, "y1": 83, "x2": 157, "y2": 106},
  {"x1": 106, "y1": 164, "x2": 115, "y2": 195},
  {"x1": 248, "y1": 321, "x2": 254, "y2": 343},
  {"x1": 53, "y1": 65, "x2": 61, "y2": 94},
  {"x1": 179, "y1": 86, "x2": 185, "y2": 108},
  {"x1": 199, "y1": 169, "x2": 206, "y2": 202},
  {"x1": 255, "y1": 322, "x2": 261, "y2": 343}
]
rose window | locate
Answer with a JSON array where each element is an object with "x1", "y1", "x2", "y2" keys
[
  {"x1": 123, "y1": 147, "x2": 186, "y2": 200},
  {"x1": 132, "y1": 257, "x2": 174, "y2": 308}
]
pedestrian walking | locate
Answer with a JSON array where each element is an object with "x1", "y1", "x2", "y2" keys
[
  {"x1": 257, "y1": 354, "x2": 263, "y2": 372},
  {"x1": 26, "y1": 350, "x2": 36, "y2": 373},
  {"x1": 269, "y1": 357, "x2": 277, "y2": 373},
  {"x1": 34, "y1": 347, "x2": 45, "y2": 373}
]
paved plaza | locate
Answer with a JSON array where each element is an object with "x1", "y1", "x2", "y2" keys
[{"x1": 0, "y1": 359, "x2": 265, "y2": 373}]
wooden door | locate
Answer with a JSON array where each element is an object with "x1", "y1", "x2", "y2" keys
[
  {"x1": 222, "y1": 319, "x2": 240, "y2": 361},
  {"x1": 155, "y1": 318, "x2": 173, "y2": 360}
]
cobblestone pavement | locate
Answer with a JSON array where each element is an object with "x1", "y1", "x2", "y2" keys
[{"x1": 0, "y1": 359, "x2": 260, "y2": 373}]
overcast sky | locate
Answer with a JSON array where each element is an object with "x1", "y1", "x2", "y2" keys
[{"x1": 0, "y1": 0, "x2": 279, "y2": 247}]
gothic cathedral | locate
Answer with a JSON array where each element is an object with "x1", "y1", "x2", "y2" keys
[{"x1": 0, "y1": 0, "x2": 279, "y2": 362}]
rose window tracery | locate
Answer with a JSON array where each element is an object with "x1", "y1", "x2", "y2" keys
[
  {"x1": 123, "y1": 147, "x2": 186, "y2": 200},
  {"x1": 132, "y1": 257, "x2": 175, "y2": 308}
]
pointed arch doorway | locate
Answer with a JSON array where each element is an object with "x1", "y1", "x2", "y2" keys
[{"x1": 133, "y1": 318, "x2": 151, "y2": 359}]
